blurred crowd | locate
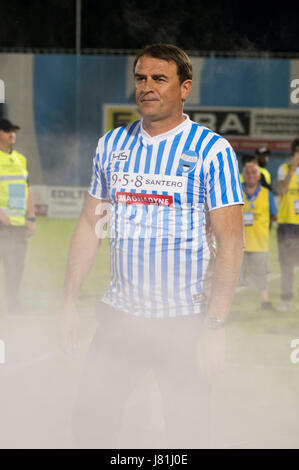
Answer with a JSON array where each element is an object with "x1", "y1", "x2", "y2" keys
[{"x1": 239, "y1": 138, "x2": 299, "y2": 312}]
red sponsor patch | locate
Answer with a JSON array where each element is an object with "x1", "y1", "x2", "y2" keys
[{"x1": 116, "y1": 192, "x2": 173, "y2": 206}]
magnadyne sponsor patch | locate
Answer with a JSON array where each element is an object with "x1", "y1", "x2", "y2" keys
[{"x1": 116, "y1": 192, "x2": 173, "y2": 206}]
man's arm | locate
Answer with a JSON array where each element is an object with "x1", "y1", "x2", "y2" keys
[
  {"x1": 207, "y1": 204, "x2": 244, "y2": 321},
  {"x1": 269, "y1": 190, "x2": 277, "y2": 225},
  {"x1": 278, "y1": 152, "x2": 299, "y2": 195},
  {"x1": 197, "y1": 204, "x2": 244, "y2": 381},
  {"x1": 0, "y1": 208, "x2": 11, "y2": 226},
  {"x1": 61, "y1": 193, "x2": 110, "y2": 349},
  {"x1": 26, "y1": 186, "x2": 36, "y2": 237}
]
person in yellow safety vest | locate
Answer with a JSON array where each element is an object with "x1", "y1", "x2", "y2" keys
[
  {"x1": 0, "y1": 118, "x2": 36, "y2": 315},
  {"x1": 241, "y1": 161, "x2": 277, "y2": 310},
  {"x1": 276, "y1": 138, "x2": 299, "y2": 312},
  {"x1": 240, "y1": 153, "x2": 272, "y2": 191},
  {"x1": 254, "y1": 147, "x2": 272, "y2": 190}
]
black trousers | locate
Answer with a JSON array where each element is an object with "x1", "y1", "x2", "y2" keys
[
  {"x1": 277, "y1": 224, "x2": 299, "y2": 301},
  {"x1": 73, "y1": 303, "x2": 211, "y2": 449},
  {"x1": 0, "y1": 224, "x2": 27, "y2": 314}
]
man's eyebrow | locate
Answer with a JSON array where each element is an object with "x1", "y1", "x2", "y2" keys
[
  {"x1": 152, "y1": 74, "x2": 168, "y2": 79},
  {"x1": 134, "y1": 73, "x2": 168, "y2": 79}
]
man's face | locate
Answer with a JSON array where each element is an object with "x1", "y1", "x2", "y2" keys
[
  {"x1": 134, "y1": 56, "x2": 192, "y2": 123},
  {"x1": 256, "y1": 153, "x2": 268, "y2": 168},
  {"x1": 293, "y1": 146, "x2": 299, "y2": 166},
  {"x1": 0, "y1": 129, "x2": 16, "y2": 149},
  {"x1": 243, "y1": 163, "x2": 261, "y2": 186}
]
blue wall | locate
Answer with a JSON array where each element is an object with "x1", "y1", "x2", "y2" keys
[{"x1": 32, "y1": 54, "x2": 294, "y2": 186}]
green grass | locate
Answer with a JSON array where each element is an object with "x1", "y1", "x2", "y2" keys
[
  {"x1": 1, "y1": 217, "x2": 299, "y2": 359},
  {"x1": 0, "y1": 217, "x2": 110, "y2": 316},
  {"x1": 1, "y1": 217, "x2": 299, "y2": 448},
  {"x1": 1, "y1": 217, "x2": 298, "y2": 321}
]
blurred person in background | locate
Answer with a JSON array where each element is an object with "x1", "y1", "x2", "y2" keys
[
  {"x1": 240, "y1": 153, "x2": 272, "y2": 191},
  {"x1": 240, "y1": 161, "x2": 277, "y2": 310},
  {"x1": 0, "y1": 119, "x2": 36, "y2": 315},
  {"x1": 254, "y1": 147, "x2": 272, "y2": 191},
  {"x1": 276, "y1": 138, "x2": 299, "y2": 311}
]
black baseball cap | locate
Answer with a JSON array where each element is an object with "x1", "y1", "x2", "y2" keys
[{"x1": 0, "y1": 118, "x2": 20, "y2": 132}]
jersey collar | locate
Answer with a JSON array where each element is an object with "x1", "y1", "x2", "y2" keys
[
  {"x1": 140, "y1": 113, "x2": 191, "y2": 143},
  {"x1": 243, "y1": 182, "x2": 261, "y2": 200}
]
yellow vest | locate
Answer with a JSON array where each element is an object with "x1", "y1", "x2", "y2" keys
[
  {"x1": 260, "y1": 167, "x2": 271, "y2": 185},
  {"x1": 243, "y1": 185, "x2": 270, "y2": 252},
  {"x1": 277, "y1": 164, "x2": 299, "y2": 225},
  {"x1": 0, "y1": 149, "x2": 28, "y2": 226}
]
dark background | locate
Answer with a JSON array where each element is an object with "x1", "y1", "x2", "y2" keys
[{"x1": 0, "y1": 0, "x2": 298, "y2": 53}]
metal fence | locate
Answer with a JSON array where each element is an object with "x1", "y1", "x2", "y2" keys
[{"x1": 1, "y1": 47, "x2": 299, "y2": 58}]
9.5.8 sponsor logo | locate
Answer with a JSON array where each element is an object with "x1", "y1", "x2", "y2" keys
[{"x1": 112, "y1": 173, "x2": 143, "y2": 188}]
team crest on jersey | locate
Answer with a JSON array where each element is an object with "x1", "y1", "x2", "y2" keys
[{"x1": 178, "y1": 150, "x2": 198, "y2": 173}]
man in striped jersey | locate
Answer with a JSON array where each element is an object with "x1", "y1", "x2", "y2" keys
[{"x1": 61, "y1": 44, "x2": 244, "y2": 448}]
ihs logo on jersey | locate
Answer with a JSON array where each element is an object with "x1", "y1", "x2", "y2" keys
[
  {"x1": 249, "y1": 203, "x2": 255, "y2": 210},
  {"x1": 111, "y1": 151, "x2": 129, "y2": 161},
  {"x1": 111, "y1": 151, "x2": 129, "y2": 171},
  {"x1": 178, "y1": 150, "x2": 198, "y2": 174}
]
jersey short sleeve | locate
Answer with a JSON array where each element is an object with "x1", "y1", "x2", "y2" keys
[
  {"x1": 204, "y1": 138, "x2": 243, "y2": 211},
  {"x1": 88, "y1": 139, "x2": 108, "y2": 200},
  {"x1": 277, "y1": 164, "x2": 286, "y2": 181}
]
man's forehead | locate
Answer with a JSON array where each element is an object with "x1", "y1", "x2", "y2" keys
[
  {"x1": 135, "y1": 56, "x2": 178, "y2": 74},
  {"x1": 244, "y1": 164, "x2": 259, "y2": 173}
]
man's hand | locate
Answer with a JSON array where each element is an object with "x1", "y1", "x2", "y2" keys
[
  {"x1": 197, "y1": 327, "x2": 226, "y2": 382},
  {"x1": 26, "y1": 220, "x2": 36, "y2": 237},
  {"x1": 290, "y1": 152, "x2": 299, "y2": 171},
  {"x1": 59, "y1": 302, "x2": 80, "y2": 352},
  {"x1": 0, "y1": 210, "x2": 12, "y2": 226},
  {"x1": 278, "y1": 153, "x2": 299, "y2": 195}
]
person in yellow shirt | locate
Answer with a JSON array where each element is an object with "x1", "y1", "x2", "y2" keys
[
  {"x1": 277, "y1": 138, "x2": 299, "y2": 311},
  {"x1": 241, "y1": 161, "x2": 277, "y2": 310},
  {"x1": 0, "y1": 118, "x2": 36, "y2": 315},
  {"x1": 240, "y1": 150, "x2": 273, "y2": 190}
]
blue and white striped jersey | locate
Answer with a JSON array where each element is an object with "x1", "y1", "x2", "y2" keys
[{"x1": 89, "y1": 115, "x2": 243, "y2": 318}]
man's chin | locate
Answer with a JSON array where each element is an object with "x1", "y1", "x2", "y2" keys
[{"x1": 138, "y1": 103, "x2": 159, "y2": 115}]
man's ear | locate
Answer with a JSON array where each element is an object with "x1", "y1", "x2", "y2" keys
[{"x1": 181, "y1": 79, "x2": 193, "y2": 102}]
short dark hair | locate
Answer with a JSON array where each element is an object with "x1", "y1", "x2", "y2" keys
[
  {"x1": 291, "y1": 137, "x2": 299, "y2": 154},
  {"x1": 133, "y1": 44, "x2": 192, "y2": 84},
  {"x1": 242, "y1": 154, "x2": 258, "y2": 166}
]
